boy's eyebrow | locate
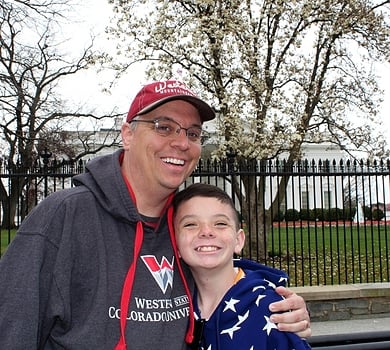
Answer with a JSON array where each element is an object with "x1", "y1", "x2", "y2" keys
[
  {"x1": 177, "y1": 214, "x2": 197, "y2": 221},
  {"x1": 176, "y1": 213, "x2": 232, "y2": 223}
]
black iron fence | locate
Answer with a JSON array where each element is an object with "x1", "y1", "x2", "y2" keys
[{"x1": 1, "y1": 156, "x2": 389, "y2": 287}]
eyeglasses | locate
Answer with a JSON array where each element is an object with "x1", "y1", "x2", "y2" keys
[{"x1": 129, "y1": 117, "x2": 203, "y2": 143}]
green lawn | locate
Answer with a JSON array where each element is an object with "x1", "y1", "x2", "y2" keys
[
  {"x1": 266, "y1": 223, "x2": 390, "y2": 286},
  {"x1": 2, "y1": 224, "x2": 389, "y2": 286},
  {"x1": 0, "y1": 229, "x2": 16, "y2": 256}
]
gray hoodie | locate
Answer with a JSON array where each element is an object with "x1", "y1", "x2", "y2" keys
[{"x1": 0, "y1": 150, "x2": 193, "y2": 349}]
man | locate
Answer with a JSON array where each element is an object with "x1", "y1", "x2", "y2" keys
[{"x1": 0, "y1": 80, "x2": 310, "y2": 349}]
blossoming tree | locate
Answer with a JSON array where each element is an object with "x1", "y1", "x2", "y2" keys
[{"x1": 107, "y1": 0, "x2": 389, "y2": 258}]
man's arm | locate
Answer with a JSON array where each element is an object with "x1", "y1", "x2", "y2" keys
[{"x1": 269, "y1": 286, "x2": 311, "y2": 339}]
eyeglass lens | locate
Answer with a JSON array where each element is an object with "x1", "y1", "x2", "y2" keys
[{"x1": 155, "y1": 118, "x2": 202, "y2": 142}]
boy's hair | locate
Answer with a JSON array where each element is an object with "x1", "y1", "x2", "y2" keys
[{"x1": 173, "y1": 183, "x2": 240, "y2": 229}]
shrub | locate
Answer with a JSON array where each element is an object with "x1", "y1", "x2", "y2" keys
[
  {"x1": 342, "y1": 207, "x2": 355, "y2": 221},
  {"x1": 299, "y1": 209, "x2": 311, "y2": 220},
  {"x1": 328, "y1": 208, "x2": 343, "y2": 221},
  {"x1": 363, "y1": 206, "x2": 371, "y2": 219},
  {"x1": 299, "y1": 209, "x2": 317, "y2": 221},
  {"x1": 273, "y1": 211, "x2": 285, "y2": 222},
  {"x1": 285, "y1": 208, "x2": 300, "y2": 222},
  {"x1": 372, "y1": 208, "x2": 384, "y2": 221}
]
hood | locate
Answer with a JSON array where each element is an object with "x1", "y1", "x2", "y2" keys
[
  {"x1": 73, "y1": 150, "x2": 137, "y2": 223},
  {"x1": 234, "y1": 258, "x2": 289, "y2": 287},
  {"x1": 193, "y1": 259, "x2": 300, "y2": 350}
]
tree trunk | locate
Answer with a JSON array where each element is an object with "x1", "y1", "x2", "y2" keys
[{"x1": 0, "y1": 176, "x2": 25, "y2": 229}]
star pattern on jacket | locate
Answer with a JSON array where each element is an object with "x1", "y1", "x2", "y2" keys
[
  {"x1": 219, "y1": 280, "x2": 280, "y2": 341},
  {"x1": 223, "y1": 297, "x2": 240, "y2": 312},
  {"x1": 264, "y1": 278, "x2": 276, "y2": 289},
  {"x1": 255, "y1": 294, "x2": 267, "y2": 306},
  {"x1": 194, "y1": 259, "x2": 311, "y2": 350},
  {"x1": 262, "y1": 315, "x2": 278, "y2": 335},
  {"x1": 220, "y1": 310, "x2": 249, "y2": 339},
  {"x1": 279, "y1": 276, "x2": 288, "y2": 284}
]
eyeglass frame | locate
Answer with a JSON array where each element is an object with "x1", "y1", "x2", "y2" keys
[{"x1": 129, "y1": 116, "x2": 203, "y2": 143}]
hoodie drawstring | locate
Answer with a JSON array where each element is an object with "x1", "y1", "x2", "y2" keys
[
  {"x1": 114, "y1": 220, "x2": 144, "y2": 350},
  {"x1": 167, "y1": 206, "x2": 195, "y2": 344},
  {"x1": 113, "y1": 176, "x2": 194, "y2": 349}
]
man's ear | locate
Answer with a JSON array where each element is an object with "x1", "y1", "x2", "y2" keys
[
  {"x1": 234, "y1": 228, "x2": 246, "y2": 254},
  {"x1": 121, "y1": 122, "x2": 134, "y2": 150}
]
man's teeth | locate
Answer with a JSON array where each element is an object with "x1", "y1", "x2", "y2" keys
[
  {"x1": 196, "y1": 246, "x2": 218, "y2": 252},
  {"x1": 163, "y1": 158, "x2": 185, "y2": 165}
]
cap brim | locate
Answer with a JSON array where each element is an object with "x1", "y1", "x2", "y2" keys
[{"x1": 137, "y1": 95, "x2": 215, "y2": 122}]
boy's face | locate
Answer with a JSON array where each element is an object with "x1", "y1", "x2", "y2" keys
[{"x1": 174, "y1": 196, "x2": 245, "y2": 270}]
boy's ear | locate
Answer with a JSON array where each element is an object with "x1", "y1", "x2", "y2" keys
[{"x1": 234, "y1": 229, "x2": 246, "y2": 254}]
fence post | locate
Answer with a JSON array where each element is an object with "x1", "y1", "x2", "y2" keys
[
  {"x1": 227, "y1": 148, "x2": 236, "y2": 204},
  {"x1": 40, "y1": 149, "x2": 52, "y2": 197}
]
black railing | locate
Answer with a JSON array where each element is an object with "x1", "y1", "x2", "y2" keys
[{"x1": 1, "y1": 156, "x2": 389, "y2": 287}]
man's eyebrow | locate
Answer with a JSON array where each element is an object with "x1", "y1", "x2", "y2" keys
[{"x1": 156, "y1": 115, "x2": 202, "y2": 128}]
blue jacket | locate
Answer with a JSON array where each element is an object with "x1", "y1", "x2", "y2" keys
[{"x1": 191, "y1": 258, "x2": 311, "y2": 350}]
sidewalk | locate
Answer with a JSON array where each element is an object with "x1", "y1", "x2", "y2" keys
[{"x1": 311, "y1": 317, "x2": 390, "y2": 337}]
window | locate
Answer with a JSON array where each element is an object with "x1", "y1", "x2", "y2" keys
[
  {"x1": 301, "y1": 191, "x2": 309, "y2": 210},
  {"x1": 323, "y1": 190, "x2": 332, "y2": 209}
]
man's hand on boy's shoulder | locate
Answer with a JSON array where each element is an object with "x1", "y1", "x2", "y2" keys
[{"x1": 269, "y1": 286, "x2": 311, "y2": 339}]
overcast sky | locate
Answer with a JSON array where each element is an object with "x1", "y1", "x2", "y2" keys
[
  {"x1": 59, "y1": 1, "x2": 142, "y2": 119},
  {"x1": 62, "y1": 1, "x2": 390, "y2": 141}
]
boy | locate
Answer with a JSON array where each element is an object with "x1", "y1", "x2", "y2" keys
[{"x1": 173, "y1": 183, "x2": 311, "y2": 350}]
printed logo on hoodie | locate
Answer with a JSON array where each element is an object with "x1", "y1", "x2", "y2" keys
[{"x1": 141, "y1": 255, "x2": 175, "y2": 293}]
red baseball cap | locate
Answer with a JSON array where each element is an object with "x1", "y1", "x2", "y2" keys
[{"x1": 126, "y1": 80, "x2": 215, "y2": 123}]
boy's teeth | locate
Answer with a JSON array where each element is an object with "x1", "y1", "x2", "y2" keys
[{"x1": 197, "y1": 246, "x2": 218, "y2": 252}]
